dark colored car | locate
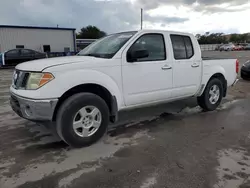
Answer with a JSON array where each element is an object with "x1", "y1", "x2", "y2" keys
[
  {"x1": 241, "y1": 60, "x2": 250, "y2": 80},
  {"x1": 0, "y1": 49, "x2": 47, "y2": 67}
]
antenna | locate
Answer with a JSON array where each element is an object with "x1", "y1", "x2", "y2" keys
[{"x1": 141, "y1": 8, "x2": 143, "y2": 30}]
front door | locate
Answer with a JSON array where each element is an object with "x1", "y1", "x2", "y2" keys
[
  {"x1": 170, "y1": 34, "x2": 202, "y2": 97},
  {"x1": 122, "y1": 33, "x2": 173, "y2": 106}
]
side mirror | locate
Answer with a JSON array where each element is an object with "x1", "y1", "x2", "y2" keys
[{"x1": 127, "y1": 49, "x2": 149, "y2": 62}]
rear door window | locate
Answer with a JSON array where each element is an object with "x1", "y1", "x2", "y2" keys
[
  {"x1": 170, "y1": 35, "x2": 186, "y2": 59},
  {"x1": 170, "y1": 35, "x2": 194, "y2": 60},
  {"x1": 183, "y1": 36, "x2": 194, "y2": 59},
  {"x1": 20, "y1": 49, "x2": 34, "y2": 57}
]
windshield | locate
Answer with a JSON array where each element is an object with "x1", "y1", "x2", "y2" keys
[{"x1": 77, "y1": 31, "x2": 137, "y2": 58}]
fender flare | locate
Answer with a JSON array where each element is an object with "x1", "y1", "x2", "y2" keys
[
  {"x1": 197, "y1": 66, "x2": 226, "y2": 96},
  {"x1": 42, "y1": 69, "x2": 124, "y2": 109}
]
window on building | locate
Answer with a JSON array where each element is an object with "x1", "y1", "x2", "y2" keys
[
  {"x1": 16, "y1": 45, "x2": 24, "y2": 49},
  {"x1": 170, "y1": 35, "x2": 194, "y2": 60},
  {"x1": 43, "y1": 45, "x2": 51, "y2": 52},
  {"x1": 127, "y1": 34, "x2": 166, "y2": 62}
]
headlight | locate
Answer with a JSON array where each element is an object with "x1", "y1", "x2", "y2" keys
[{"x1": 26, "y1": 72, "x2": 54, "y2": 90}]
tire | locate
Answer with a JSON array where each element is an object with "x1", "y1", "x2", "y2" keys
[
  {"x1": 241, "y1": 75, "x2": 250, "y2": 81},
  {"x1": 197, "y1": 78, "x2": 223, "y2": 111},
  {"x1": 56, "y1": 92, "x2": 109, "y2": 148}
]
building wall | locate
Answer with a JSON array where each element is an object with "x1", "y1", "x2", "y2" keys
[
  {"x1": 76, "y1": 39, "x2": 96, "y2": 51},
  {"x1": 0, "y1": 28, "x2": 75, "y2": 52}
]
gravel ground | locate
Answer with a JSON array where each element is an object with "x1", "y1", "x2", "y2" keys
[{"x1": 0, "y1": 51, "x2": 250, "y2": 188}]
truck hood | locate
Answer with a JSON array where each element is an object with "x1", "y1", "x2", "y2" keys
[{"x1": 16, "y1": 56, "x2": 102, "y2": 71}]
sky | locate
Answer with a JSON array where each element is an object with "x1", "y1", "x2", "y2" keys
[{"x1": 0, "y1": 0, "x2": 250, "y2": 35}]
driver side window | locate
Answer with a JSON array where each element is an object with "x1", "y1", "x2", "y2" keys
[{"x1": 127, "y1": 34, "x2": 166, "y2": 62}]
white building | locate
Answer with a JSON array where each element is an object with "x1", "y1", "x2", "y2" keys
[
  {"x1": 0, "y1": 25, "x2": 76, "y2": 53},
  {"x1": 76, "y1": 39, "x2": 96, "y2": 51}
]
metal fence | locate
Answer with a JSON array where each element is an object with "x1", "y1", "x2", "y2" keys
[{"x1": 200, "y1": 44, "x2": 219, "y2": 51}]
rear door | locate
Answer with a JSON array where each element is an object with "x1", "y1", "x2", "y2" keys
[
  {"x1": 170, "y1": 34, "x2": 202, "y2": 98},
  {"x1": 122, "y1": 32, "x2": 173, "y2": 106},
  {"x1": 20, "y1": 49, "x2": 35, "y2": 62}
]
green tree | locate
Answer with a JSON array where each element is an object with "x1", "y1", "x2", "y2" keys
[
  {"x1": 197, "y1": 33, "x2": 227, "y2": 44},
  {"x1": 76, "y1": 25, "x2": 107, "y2": 39},
  {"x1": 239, "y1": 33, "x2": 248, "y2": 43},
  {"x1": 230, "y1": 34, "x2": 239, "y2": 43}
]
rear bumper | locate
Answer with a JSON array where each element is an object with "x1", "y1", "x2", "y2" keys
[
  {"x1": 10, "y1": 92, "x2": 58, "y2": 122},
  {"x1": 241, "y1": 69, "x2": 250, "y2": 79}
]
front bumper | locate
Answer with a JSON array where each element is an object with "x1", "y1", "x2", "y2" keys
[{"x1": 10, "y1": 93, "x2": 58, "y2": 122}]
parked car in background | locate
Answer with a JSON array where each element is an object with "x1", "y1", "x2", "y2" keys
[
  {"x1": 244, "y1": 44, "x2": 250, "y2": 50},
  {"x1": 0, "y1": 49, "x2": 47, "y2": 67},
  {"x1": 215, "y1": 44, "x2": 224, "y2": 51},
  {"x1": 233, "y1": 45, "x2": 244, "y2": 51},
  {"x1": 220, "y1": 44, "x2": 235, "y2": 51},
  {"x1": 10, "y1": 29, "x2": 239, "y2": 147},
  {"x1": 241, "y1": 60, "x2": 250, "y2": 80}
]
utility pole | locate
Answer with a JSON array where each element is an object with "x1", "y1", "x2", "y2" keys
[{"x1": 141, "y1": 8, "x2": 143, "y2": 30}]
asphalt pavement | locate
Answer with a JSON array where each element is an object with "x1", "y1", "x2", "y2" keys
[{"x1": 0, "y1": 51, "x2": 250, "y2": 188}]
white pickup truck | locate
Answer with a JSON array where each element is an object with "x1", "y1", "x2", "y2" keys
[{"x1": 10, "y1": 30, "x2": 239, "y2": 147}]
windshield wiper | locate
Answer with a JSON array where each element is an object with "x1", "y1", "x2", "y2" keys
[
  {"x1": 81, "y1": 53, "x2": 101, "y2": 58},
  {"x1": 78, "y1": 53, "x2": 113, "y2": 59}
]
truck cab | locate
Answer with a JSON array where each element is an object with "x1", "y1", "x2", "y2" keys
[{"x1": 10, "y1": 30, "x2": 238, "y2": 147}]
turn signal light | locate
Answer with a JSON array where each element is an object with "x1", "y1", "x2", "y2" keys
[{"x1": 39, "y1": 73, "x2": 54, "y2": 87}]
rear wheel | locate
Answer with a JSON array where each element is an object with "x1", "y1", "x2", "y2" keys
[
  {"x1": 197, "y1": 78, "x2": 223, "y2": 111},
  {"x1": 56, "y1": 93, "x2": 109, "y2": 148}
]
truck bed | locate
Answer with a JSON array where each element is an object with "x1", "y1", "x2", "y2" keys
[
  {"x1": 202, "y1": 58, "x2": 237, "y2": 88},
  {"x1": 202, "y1": 57, "x2": 232, "y2": 60}
]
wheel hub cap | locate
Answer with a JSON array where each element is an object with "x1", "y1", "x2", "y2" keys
[
  {"x1": 73, "y1": 106, "x2": 102, "y2": 137},
  {"x1": 209, "y1": 85, "x2": 220, "y2": 105}
]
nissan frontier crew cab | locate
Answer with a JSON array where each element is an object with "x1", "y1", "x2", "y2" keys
[{"x1": 10, "y1": 30, "x2": 239, "y2": 147}]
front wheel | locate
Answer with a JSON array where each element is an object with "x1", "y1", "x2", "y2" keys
[
  {"x1": 56, "y1": 93, "x2": 109, "y2": 148},
  {"x1": 197, "y1": 78, "x2": 223, "y2": 111}
]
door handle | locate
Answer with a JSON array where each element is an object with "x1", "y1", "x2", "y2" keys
[
  {"x1": 191, "y1": 64, "x2": 200, "y2": 68},
  {"x1": 162, "y1": 65, "x2": 172, "y2": 70}
]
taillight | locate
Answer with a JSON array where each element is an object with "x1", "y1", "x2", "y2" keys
[{"x1": 236, "y1": 59, "x2": 239, "y2": 73}]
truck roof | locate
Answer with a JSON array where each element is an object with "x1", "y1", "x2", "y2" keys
[
  {"x1": 112, "y1": 30, "x2": 193, "y2": 37},
  {"x1": 137, "y1": 29, "x2": 193, "y2": 36}
]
